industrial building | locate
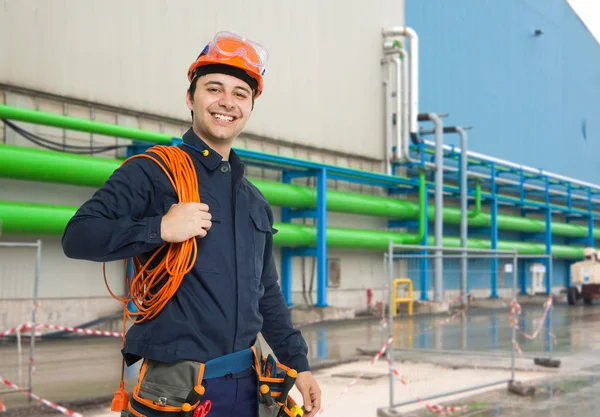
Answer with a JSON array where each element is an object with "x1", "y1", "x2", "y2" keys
[{"x1": 1, "y1": 0, "x2": 599, "y2": 332}]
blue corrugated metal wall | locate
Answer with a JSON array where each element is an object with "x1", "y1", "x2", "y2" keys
[
  {"x1": 406, "y1": 0, "x2": 598, "y2": 294},
  {"x1": 406, "y1": 0, "x2": 600, "y2": 183}
]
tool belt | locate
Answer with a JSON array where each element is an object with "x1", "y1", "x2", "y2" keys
[{"x1": 122, "y1": 341, "x2": 303, "y2": 417}]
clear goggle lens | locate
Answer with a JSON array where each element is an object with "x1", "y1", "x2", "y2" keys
[{"x1": 204, "y1": 31, "x2": 268, "y2": 74}]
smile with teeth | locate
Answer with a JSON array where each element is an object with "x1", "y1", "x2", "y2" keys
[{"x1": 212, "y1": 112, "x2": 236, "y2": 122}]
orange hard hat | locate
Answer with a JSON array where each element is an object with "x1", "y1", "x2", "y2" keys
[{"x1": 187, "y1": 31, "x2": 268, "y2": 98}]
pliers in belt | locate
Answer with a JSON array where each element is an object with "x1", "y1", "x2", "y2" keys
[
  {"x1": 181, "y1": 399, "x2": 211, "y2": 417},
  {"x1": 193, "y1": 400, "x2": 211, "y2": 417}
]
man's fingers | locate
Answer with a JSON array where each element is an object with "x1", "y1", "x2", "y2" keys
[
  {"x1": 301, "y1": 388, "x2": 313, "y2": 413},
  {"x1": 313, "y1": 387, "x2": 321, "y2": 410},
  {"x1": 304, "y1": 387, "x2": 321, "y2": 417}
]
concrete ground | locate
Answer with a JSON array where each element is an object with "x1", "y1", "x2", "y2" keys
[{"x1": 1, "y1": 299, "x2": 600, "y2": 416}]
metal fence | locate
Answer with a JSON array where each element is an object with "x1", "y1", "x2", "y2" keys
[
  {"x1": 0, "y1": 240, "x2": 41, "y2": 396},
  {"x1": 383, "y1": 242, "x2": 555, "y2": 411}
]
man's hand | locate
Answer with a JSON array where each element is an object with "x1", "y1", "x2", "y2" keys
[
  {"x1": 296, "y1": 371, "x2": 321, "y2": 417},
  {"x1": 160, "y1": 203, "x2": 212, "y2": 242}
]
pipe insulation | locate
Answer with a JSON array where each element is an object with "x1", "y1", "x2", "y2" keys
[
  {"x1": 0, "y1": 145, "x2": 598, "y2": 240},
  {"x1": 0, "y1": 201, "x2": 585, "y2": 259}
]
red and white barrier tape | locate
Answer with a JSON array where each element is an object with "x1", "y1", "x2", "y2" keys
[
  {"x1": 0, "y1": 377, "x2": 86, "y2": 417},
  {"x1": 0, "y1": 324, "x2": 30, "y2": 338},
  {"x1": 318, "y1": 337, "x2": 468, "y2": 416},
  {"x1": 317, "y1": 337, "x2": 393, "y2": 415},
  {"x1": 0, "y1": 323, "x2": 123, "y2": 339},
  {"x1": 36, "y1": 323, "x2": 123, "y2": 338},
  {"x1": 391, "y1": 364, "x2": 468, "y2": 415},
  {"x1": 510, "y1": 297, "x2": 553, "y2": 341},
  {"x1": 509, "y1": 296, "x2": 556, "y2": 358}
]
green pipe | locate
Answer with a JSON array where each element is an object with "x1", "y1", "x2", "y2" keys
[
  {"x1": 0, "y1": 144, "x2": 598, "y2": 240},
  {"x1": 468, "y1": 182, "x2": 481, "y2": 218},
  {"x1": 0, "y1": 144, "x2": 122, "y2": 187},
  {"x1": 417, "y1": 171, "x2": 426, "y2": 241},
  {"x1": 0, "y1": 105, "x2": 172, "y2": 145},
  {"x1": 397, "y1": 170, "x2": 427, "y2": 244},
  {"x1": 0, "y1": 104, "x2": 596, "y2": 214},
  {"x1": 0, "y1": 201, "x2": 584, "y2": 259}
]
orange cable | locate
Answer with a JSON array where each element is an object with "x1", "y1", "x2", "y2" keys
[{"x1": 103, "y1": 145, "x2": 200, "y2": 411}]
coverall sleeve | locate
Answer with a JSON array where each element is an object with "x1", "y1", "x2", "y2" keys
[
  {"x1": 61, "y1": 157, "x2": 165, "y2": 262},
  {"x1": 258, "y1": 207, "x2": 310, "y2": 373}
]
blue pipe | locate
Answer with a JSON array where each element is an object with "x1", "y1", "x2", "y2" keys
[
  {"x1": 490, "y1": 163, "x2": 499, "y2": 298},
  {"x1": 520, "y1": 259, "x2": 528, "y2": 295},
  {"x1": 316, "y1": 168, "x2": 328, "y2": 307},
  {"x1": 420, "y1": 181, "x2": 429, "y2": 301},
  {"x1": 281, "y1": 171, "x2": 293, "y2": 306},
  {"x1": 545, "y1": 177, "x2": 552, "y2": 295},
  {"x1": 588, "y1": 188, "x2": 595, "y2": 247}
]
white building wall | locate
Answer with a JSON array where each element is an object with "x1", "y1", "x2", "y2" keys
[
  {"x1": 0, "y1": 0, "x2": 407, "y2": 326},
  {"x1": 0, "y1": 0, "x2": 405, "y2": 160},
  {"x1": 0, "y1": 86, "x2": 396, "y2": 328}
]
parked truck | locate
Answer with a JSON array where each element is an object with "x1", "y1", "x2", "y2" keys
[{"x1": 568, "y1": 247, "x2": 600, "y2": 305}]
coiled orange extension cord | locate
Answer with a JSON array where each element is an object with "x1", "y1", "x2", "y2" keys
[{"x1": 102, "y1": 145, "x2": 201, "y2": 411}]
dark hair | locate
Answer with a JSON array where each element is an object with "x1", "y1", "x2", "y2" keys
[{"x1": 188, "y1": 76, "x2": 201, "y2": 118}]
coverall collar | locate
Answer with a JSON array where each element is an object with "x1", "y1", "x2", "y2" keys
[{"x1": 181, "y1": 127, "x2": 245, "y2": 180}]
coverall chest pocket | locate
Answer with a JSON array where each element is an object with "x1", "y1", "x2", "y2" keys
[
  {"x1": 162, "y1": 199, "x2": 222, "y2": 274},
  {"x1": 250, "y1": 209, "x2": 272, "y2": 279}
]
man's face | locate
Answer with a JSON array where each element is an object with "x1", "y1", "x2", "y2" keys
[{"x1": 186, "y1": 72, "x2": 253, "y2": 146}]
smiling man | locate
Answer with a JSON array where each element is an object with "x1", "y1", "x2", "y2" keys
[{"x1": 61, "y1": 31, "x2": 321, "y2": 417}]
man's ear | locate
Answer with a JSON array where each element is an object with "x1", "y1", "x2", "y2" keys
[{"x1": 185, "y1": 89, "x2": 194, "y2": 112}]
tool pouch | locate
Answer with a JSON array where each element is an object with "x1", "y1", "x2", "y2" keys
[
  {"x1": 126, "y1": 359, "x2": 209, "y2": 417},
  {"x1": 252, "y1": 347, "x2": 303, "y2": 417}
]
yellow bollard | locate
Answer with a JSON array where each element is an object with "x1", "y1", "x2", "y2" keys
[{"x1": 391, "y1": 278, "x2": 413, "y2": 317}]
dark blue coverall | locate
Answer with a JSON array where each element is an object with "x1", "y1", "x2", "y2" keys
[{"x1": 61, "y1": 128, "x2": 309, "y2": 416}]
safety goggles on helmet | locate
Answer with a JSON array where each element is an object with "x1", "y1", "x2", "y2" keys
[
  {"x1": 187, "y1": 31, "x2": 268, "y2": 98},
  {"x1": 208, "y1": 31, "x2": 268, "y2": 74}
]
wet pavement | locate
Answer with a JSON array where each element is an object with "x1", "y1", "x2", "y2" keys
[
  {"x1": 412, "y1": 367, "x2": 600, "y2": 417},
  {"x1": 304, "y1": 303, "x2": 600, "y2": 364},
  {"x1": 0, "y1": 301, "x2": 599, "y2": 416}
]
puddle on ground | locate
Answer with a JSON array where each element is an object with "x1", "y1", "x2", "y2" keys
[{"x1": 413, "y1": 370, "x2": 600, "y2": 417}]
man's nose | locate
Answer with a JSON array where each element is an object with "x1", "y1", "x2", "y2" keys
[{"x1": 219, "y1": 93, "x2": 235, "y2": 109}]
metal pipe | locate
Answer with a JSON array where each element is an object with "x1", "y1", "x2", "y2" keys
[
  {"x1": 433, "y1": 114, "x2": 444, "y2": 302},
  {"x1": 389, "y1": 243, "x2": 514, "y2": 254},
  {"x1": 0, "y1": 104, "x2": 172, "y2": 145},
  {"x1": 548, "y1": 255, "x2": 554, "y2": 360},
  {"x1": 511, "y1": 251, "x2": 518, "y2": 381},
  {"x1": 2, "y1": 145, "x2": 598, "y2": 239},
  {"x1": 391, "y1": 253, "x2": 519, "y2": 259},
  {"x1": 414, "y1": 112, "x2": 445, "y2": 301},
  {"x1": 418, "y1": 157, "x2": 600, "y2": 204},
  {"x1": 392, "y1": 56, "x2": 403, "y2": 163},
  {"x1": 387, "y1": 240, "x2": 395, "y2": 408},
  {"x1": 391, "y1": 379, "x2": 511, "y2": 408},
  {"x1": 382, "y1": 26, "x2": 419, "y2": 144},
  {"x1": 421, "y1": 138, "x2": 600, "y2": 192},
  {"x1": 401, "y1": 48, "x2": 414, "y2": 163},
  {"x1": 30, "y1": 239, "x2": 42, "y2": 394},
  {"x1": 316, "y1": 168, "x2": 328, "y2": 307},
  {"x1": 458, "y1": 126, "x2": 468, "y2": 302},
  {"x1": 383, "y1": 60, "x2": 394, "y2": 174}
]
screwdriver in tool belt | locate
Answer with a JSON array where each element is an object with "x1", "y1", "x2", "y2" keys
[
  {"x1": 260, "y1": 384, "x2": 274, "y2": 407},
  {"x1": 276, "y1": 369, "x2": 297, "y2": 417}
]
